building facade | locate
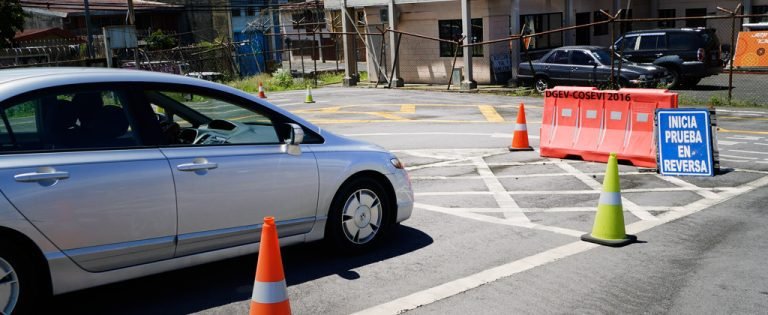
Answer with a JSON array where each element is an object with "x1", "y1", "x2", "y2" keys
[{"x1": 326, "y1": 0, "x2": 768, "y2": 86}]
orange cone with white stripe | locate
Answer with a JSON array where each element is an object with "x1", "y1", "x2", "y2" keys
[
  {"x1": 257, "y1": 82, "x2": 267, "y2": 99},
  {"x1": 249, "y1": 217, "x2": 291, "y2": 315},
  {"x1": 508, "y1": 103, "x2": 534, "y2": 151}
]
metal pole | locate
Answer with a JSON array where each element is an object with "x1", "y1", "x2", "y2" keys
[
  {"x1": 387, "y1": 33, "x2": 402, "y2": 88},
  {"x1": 127, "y1": 0, "x2": 139, "y2": 70},
  {"x1": 447, "y1": 37, "x2": 464, "y2": 90},
  {"x1": 84, "y1": 0, "x2": 95, "y2": 59},
  {"x1": 299, "y1": 29, "x2": 305, "y2": 80},
  {"x1": 728, "y1": 6, "x2": 739, "y2": 104},
  {"x1": 313, "y1": 32, "x2": 318, "y2": 87}
]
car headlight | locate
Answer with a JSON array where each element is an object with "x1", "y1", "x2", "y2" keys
[{"x1": 390, "y1": 157, "x2": 405, "y2": 169}]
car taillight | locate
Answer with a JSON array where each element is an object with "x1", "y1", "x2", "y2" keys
[{"x1": 697, "y1": 48, "x2": 705, "y2": 62}]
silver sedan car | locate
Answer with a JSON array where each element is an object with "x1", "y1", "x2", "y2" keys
[{"x1": 0, "y1": 68, "x2": 413, "y2": 313}]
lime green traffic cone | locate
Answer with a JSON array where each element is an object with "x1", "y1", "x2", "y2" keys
[
  {"x1": 581, "y1": 153, "x2": 637, "y2": 247},
  {"x1": 304, "y1": 86, "x2": 315, "y2": 103}
]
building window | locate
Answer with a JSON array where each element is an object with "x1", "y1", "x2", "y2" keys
[
  {"x1": 753, "y1": 5, "x2": 768, "y2": 23},
  {"x1": 520, "y1": 13, "x2": 562, "y2": 50},
  {"x1": 232, "y1": 9, "x2": 241, "y2": 17},
  {"x1": 438, "y1": 18, "x2": 483, "y2": 57},
  {"x1": 593, "y1": 11, "x2": 609, "y2": 36},
  {"x1": 658, "y1": 9, "x2": 675, "y2": 28},
  {"x1": 246, "y1": 6, "x2": 257, "y2": 16},
  {"x1": 291, "y1": 10, "x2": 325, "y2": 30},
  {"x1": 685, "y1": 8, "x2": 707, "y2": 28}
]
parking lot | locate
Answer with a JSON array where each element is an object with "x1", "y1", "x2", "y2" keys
[{"x1": 52, "y1": 87, "x2": 768, "y2": 314}]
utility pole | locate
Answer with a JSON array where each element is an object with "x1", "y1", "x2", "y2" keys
[
  {"x1": 126, "y1": 0, "x2": 140, "y2": 69},
  {"x1": 84, "y1": 0, "x2": 95, "y2": 59}
]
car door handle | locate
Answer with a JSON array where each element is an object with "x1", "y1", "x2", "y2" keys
[
  {"x1": 177, "y1": 162, "x2": 218, "y2": 171},
  {"x1": 14, "y1": 171, "x2": 70, "y2": 182},
  {"x1": 655, "y1": 53, "x2": 664, "y2": 57}
]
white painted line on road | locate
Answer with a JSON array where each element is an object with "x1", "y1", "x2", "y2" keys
[
  {"x1": 725, "y1": 135, "x2": 763, "y2": 141},
  {"x1": 413, "y1": 203, "x2": 582, "y2": 236},
  {"x1": 551, "y1": 161, "x2": 656, "y2": 221},
  {"x1": 720, "y1": 158, "x2": 750, "y2": 162},
  {"x1": 716, "y1": 109, "x2": 767, "y2": 115},
  {"x1": 728, "y1": 149, "x2": 768, "y2": 155},
  {"x1": 717, "y1": 140, "x2": 743, "y2": 146},
  {"x1": 719, "y1": 154, "x2": 758, "y2": 160},
  {"x1": 755, "y1": 143, "x2": 768, "y2": 146},
  {"x1": 757, "y1": 161, "x2": 768, "y2": 164},
  {"x1": 655, "y1": 175, "x2": 720, "y2": 199},
  {"x1": 279, "y1": 100, "x2": 330, "y2": 106},
  {"x1": 472, "y1": 157, "x2": 529, "y2": 223},
  {"x1": 414, "y1": 186, "x2": 732, "y2": 196},
  {"x1": 354, "y1": 175, "x2": 768, "y2": 315}
]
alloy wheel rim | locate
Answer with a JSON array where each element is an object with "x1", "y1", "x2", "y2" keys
[
  {"x1": 0, "y1": 257, "x2": 19, "y2": 315},
  {"x1": 341, "y1": 189, "x2": 383, "y2": 245},
  {"x1": 535, "y1": 79, "x2": 547, "y2": 93}
]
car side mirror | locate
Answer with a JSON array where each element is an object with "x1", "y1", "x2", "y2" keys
[{"x1": 283, "y1": 123, "x2": 304, "y2": 156}]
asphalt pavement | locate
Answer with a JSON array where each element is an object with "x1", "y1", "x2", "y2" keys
[{"x1": 52, "y1": 87, "x2": 768, "y2": 314}]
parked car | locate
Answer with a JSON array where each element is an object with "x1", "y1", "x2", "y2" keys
[
  {"x1": 0, "y1": 68, "x2": 413, "y2": 313},
  {"x1": 518, "y1": 46, "x2": 668, "y2": 93},
  {"x1": 614, "y1": 28, "x2": 724, "y2": 89}
]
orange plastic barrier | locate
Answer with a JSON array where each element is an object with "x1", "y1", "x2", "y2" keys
[
  {"x1": 540, "y1": 87, "x2": 678, "y2": 167},
  {"x1": 733, "y1": 31, "x2": 768, "y2": 68}
]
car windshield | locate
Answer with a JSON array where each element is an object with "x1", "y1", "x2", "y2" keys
[{"x1": 590, "y1": 49, "x2": 630, "y2": 65}]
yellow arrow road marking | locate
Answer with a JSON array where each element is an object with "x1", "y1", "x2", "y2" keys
[{"x1": 400, "y1": 104, "x2": 416, "y2": 114}]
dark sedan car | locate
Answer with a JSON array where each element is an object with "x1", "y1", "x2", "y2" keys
[{"x1": 518, "y1": 46, "x2": 668, "y2": 93}]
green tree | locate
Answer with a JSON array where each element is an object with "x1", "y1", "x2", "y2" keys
[
  {"x1": 0, "y1": 0, "x2": 25, "y2": 48},
  {"x1": 145, "y1": 30, "x2": 178, "y2": 51}
]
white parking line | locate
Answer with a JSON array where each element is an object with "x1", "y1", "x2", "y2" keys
[
  {"x1": 353, "y1": 175, "x2": 768, "y2": 315},
  {"x1": 728, "y1": 149, "x2": 768, "y2": 155},
  {"x1": 472, "y1": 157, "x2": 529, "y2": 223},
  {"x1": 717, "y1": 140, "x2": 743, "y2": 146},
  {"x1": 720, "y1": 154, "x2": 758, "y2": 160}
]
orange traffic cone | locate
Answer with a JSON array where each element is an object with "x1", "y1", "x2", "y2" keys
[
  {"x1": 508, "y1": 103, "x2": 534, "y2": 151},
  {"x1": 257, "y1": 82, "x2": 267, "y2": 99},
  {"x1": 249, "y1": 217, "x2": 291, "y2": 315}
]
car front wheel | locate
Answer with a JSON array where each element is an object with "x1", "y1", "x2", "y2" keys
[
  {"x1": 326, "y1": 177, "x2": 391, "y2": 252},
  {"x1": 534, "y1": 76, "x2": 550, "y2": 93}
]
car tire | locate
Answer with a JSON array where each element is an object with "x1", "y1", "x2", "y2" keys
[
  {"x1": 326, "y1": 177, "x2": 391, "y2": 252},
  {"x1": 0, "y1": 244, "x2": 45, "y2": 315},
  {"x1": 534, "y1": 76, "x2": 550, "y2": 93},
  {"x1": 665, "y1": 68, "x2": 681, "y2": 89}
]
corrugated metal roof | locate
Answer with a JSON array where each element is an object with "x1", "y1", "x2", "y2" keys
[{"x1": 20, "y1": 0, "x2": 183, "y2": 15}]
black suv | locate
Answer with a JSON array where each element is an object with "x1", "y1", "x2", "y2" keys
[{"x1": 614, "y1": 28, "x2": 724, "y2": 88}]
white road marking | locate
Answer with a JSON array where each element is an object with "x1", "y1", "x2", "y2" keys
[
  {"x1": 719, "y1": 154, "x2": 758, "y2": 160},
  {"x1": 353, "y1": 175, "x2": 768, "y2": 315},
  {"x1": 725, "y1": 136, "x2": 763, "y2": 141},
  {"x1": 551, "y1": 161, "x2": 657, "y2": 221},
  {"x1": 728, "y1": 149, "x2": 768, "y2": 155},
  {"x1": 414, "y1": 186, "x2": 736, "y2": 196},
  {"x1": 655, "y1": 175, "x2": 720, "y2": 199},
  {"x1": 755, "y1": 143, "x2": 768, "y2": 146},
  {"x1": 471, "y1": 157, "x2": 529, "y2": 223},
  {"x1": 717, "y1": 140, "x2": 743, "y2": 146},
  {"x1": 720, "y1": 158, "x2": 750, "y2": 162}
]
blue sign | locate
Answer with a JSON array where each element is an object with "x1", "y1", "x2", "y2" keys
[{"x1": 657, "y1": 109, "x2": 714, "y2": 176}]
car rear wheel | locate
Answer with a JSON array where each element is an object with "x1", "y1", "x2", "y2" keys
[
  {"x1": 0, "y1": 244, "x2": 43, "y2": 314},
  {"x1": 665, "y1": 68, "x2": 681, "y2": 89},
  {"x1": 326, "y1": 177, "x2": 391, "y2": 252},
  {"x1": 534, "y1": 76, "x2": 550, "y2": 93}
]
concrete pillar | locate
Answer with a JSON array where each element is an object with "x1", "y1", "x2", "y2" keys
[
  {"x1": 461, "y1": 0, "x2": 477, "y2": 90},
  {"x1": 563, "y1": 0, "x2": 575, "y2": 45},
  {"x1": 508, "y1": 0, "x2": 520, "y2": 87},
  {"x1": 388, "y1": 0, "x2": 404, "y2": 87},
  {"x1": 649, "y1": 0, "x2": 659, "y2": 18},
  {"x1": 341, "y1": 3, "x2": 358, "y2": 86}
]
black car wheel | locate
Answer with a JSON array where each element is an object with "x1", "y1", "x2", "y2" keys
[
  {"x1": 665, "y1": 68, "x2": 681, "y2": 89},
  {"x1": 534, "y1": 76, "x2": 550, "y2": 93},
  {"x1": 326, "y1": 177, "x2": 391, "y2": 252}
]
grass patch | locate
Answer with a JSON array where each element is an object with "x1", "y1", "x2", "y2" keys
[
  {"x1": 679, "y1": 94, "x2": 766, "y2": 108},
  {"x1": 228, "y1": 70, "x2": 369, "y2": 93}
]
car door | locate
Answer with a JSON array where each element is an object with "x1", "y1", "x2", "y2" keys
[
  {"x1": 569, "y1": 50, "x2": 599, "y2": 86},
  {"x1": 632, "y1": 33, "x2": 667, "y2": 63},
  {"x1": 616, "y1": 34, "x2": 640, "y2": 61},
  {"x1": 543, "y1": 50, "x2": 571, "y2": 85},
  {"x1": 138, "y1": 87, "x2": 320, "y2": 257},
  {"x1": 0, "y1": 86, "x2": 177, "y2": 272}
]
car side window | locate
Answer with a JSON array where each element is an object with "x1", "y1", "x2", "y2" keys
[
  {"x1": 546, "y1": 50, "x2": 569, "y2": 64},
  {"x1": 0, "y1": 89, "x2": 141, "y2": 152},
  {"x1": 145, "y1": 90, "x2": 280, "y2": 146},
  {"x1": 618, "y1": 35, "x2": 639, "y2": 51},
  {"x1": 639, "y1": 35, "x2": 665, "y2": 50},
  {"x1": 668, "y1": 33, "x2": 693, "y2": 50},
  {"x1": 571, "y1": 51, "x2": 595, "y2": 65}
]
